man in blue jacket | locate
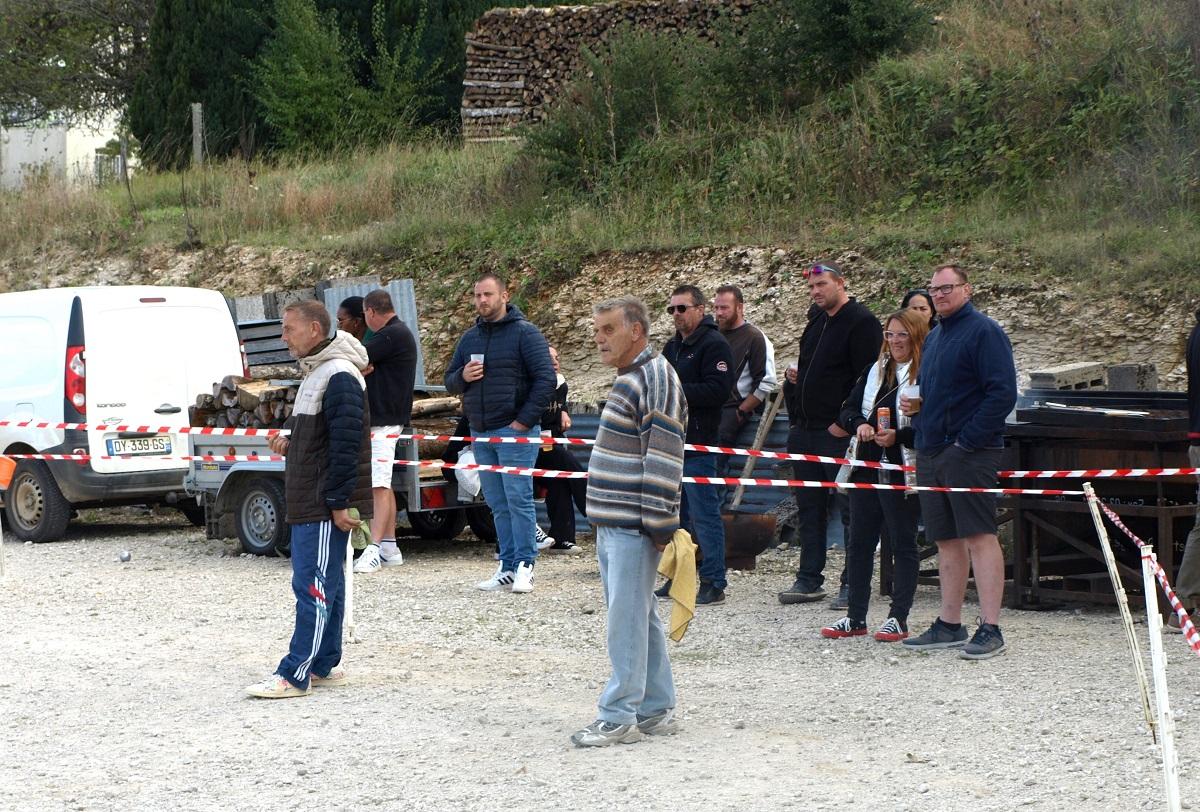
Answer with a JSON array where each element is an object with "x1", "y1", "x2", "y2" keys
[
  {"x1": 1171, "y1": 309, "x2": 1200, "y2": 629},
  {"x1": 445, "y1": 273, "x2": 555, "y2": 594},
  {"x1": 662, "y1": 284, "x2": 734, "y2": 605},
  {"x1": 902, "y1": 264, "x2": 1017, "y2": 660}
]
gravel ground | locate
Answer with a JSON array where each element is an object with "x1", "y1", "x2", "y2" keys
[{"x1": 2, "y1": 509, "x2": 1197, "y2": 812}]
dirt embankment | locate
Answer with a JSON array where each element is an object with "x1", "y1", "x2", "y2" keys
[{"x1": 2, "y1": 244, "x2": 1193, "y2": 402}]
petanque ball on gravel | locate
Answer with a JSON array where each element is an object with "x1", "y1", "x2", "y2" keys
[{"x1": 118, "y1": 550, "x2": 132, "y2": 563}]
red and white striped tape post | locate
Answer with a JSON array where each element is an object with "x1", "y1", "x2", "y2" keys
[{"x1": 1094, "y1": 499, "x2": 1200, "y2": 658}]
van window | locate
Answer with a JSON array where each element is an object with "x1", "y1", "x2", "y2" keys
[{"x1": 0, "y1": 316, "x2": 56, "y2": 396}]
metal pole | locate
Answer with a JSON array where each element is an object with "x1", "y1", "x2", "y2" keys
[
  {"x1": 344, "y1": 538, "x2": 358, "y2": 643},
  {"x1": 1140, "y1": 549, "x2": 1182, "y2": 812},
  {"x1": 1082, "y1": 483, "x2": 1156, "y2": 740},
  {"x1": 191, "y1": 103, "x2": 203, "y2": 167}
]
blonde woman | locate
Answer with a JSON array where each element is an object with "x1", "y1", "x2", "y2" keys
[{"x1": 822, "y1": 309, "x2": 929, "y2": 642}]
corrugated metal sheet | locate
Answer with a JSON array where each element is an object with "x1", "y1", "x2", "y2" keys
[
  {"x1": 322, "y1": 279, "x2": 431, "y2": 389},
  {"x1": 538, "y1": 406, "x2": 793, "y2": 531}
]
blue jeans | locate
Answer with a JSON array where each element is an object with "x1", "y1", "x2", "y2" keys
[
  {"x1": 473, "y1": 424, "x2": 540, "y2": 571},
  {"x1": 277, "y1": 520, "x2": 347, "y2": 689},
  {"x1": 596, "y1": 525, "x2": 675, "y2": 725},
  {"x1": 681, "y1": 454, "x2": 727, "y2": 590}
]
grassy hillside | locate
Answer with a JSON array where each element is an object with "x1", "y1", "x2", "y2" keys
[{"x1": 1, "y1": 0, "x2": 1198, "y2": 298}]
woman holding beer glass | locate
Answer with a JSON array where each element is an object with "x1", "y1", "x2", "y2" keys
[{"x1": 821, "y1": 309, "x2": 929, "y2": 642}]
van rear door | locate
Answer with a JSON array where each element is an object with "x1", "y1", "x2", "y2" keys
[{"x1": 83, "y1": 291, "x2": 243, "y2": 474}]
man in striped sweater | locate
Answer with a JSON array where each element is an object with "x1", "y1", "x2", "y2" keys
[{"x1": 572, "y1": 296, "x2": 688, "y2": 748}]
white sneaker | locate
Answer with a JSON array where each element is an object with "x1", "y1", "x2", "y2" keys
[
  {"x1": 380, "y1": 546, "x2": 404, "y2": 567},
  {"x1": 535, "y1": 526, "x2": 555, "y2": 551},
  {"x1": 353, "y1": 544, "x2": 382, "y2": 574},
  {"x1": 476, "y1": 565, "x2": 515, "y2": 591},
  {"x1": 512, "y1": 561, "x2": 535, "y2": 593}
]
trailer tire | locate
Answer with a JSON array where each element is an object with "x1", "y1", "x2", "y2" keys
[
  {"x1": 406, "y1": 508, "x2": 468, "y2": 540},
  {"x1": 465, "y1": 505, "x2": 497, "y2": 543},
  {"x1": 4, "y1": 460, "x2": 72, "y2": 542},
  {"x1": 235, "y1": 477, "x2": 288, "y2": 557}
]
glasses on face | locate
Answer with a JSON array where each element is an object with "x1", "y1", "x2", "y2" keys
[
  {"x1": 666, "y1": 304, "x2": 695, "y2": 315},
  {"x1": 928, "y1": 283, "x2": 966, "y2": 296},
  {"x1": 883, "y1": 331, "x2": 910, "y2": 340},
  {"x1": 802, "y1": 264, "x2": 839, "y2": 279}
]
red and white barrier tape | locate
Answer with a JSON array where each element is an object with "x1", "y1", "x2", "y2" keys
[
  {"x1": 2, "y1": 419, "x2": 1196, "y2": 480},
  {"x1": 0, "y1": 419, "x2": 285, "y2": 436},
  {"x1": 1092, "y1": 497, "x2": 1200, "y2": 658},
  {"x1": 1003, "y1": 468, "x2": 1199, "y2": 479},
  {"x1": 0, "y1": 452, "x2": 1082, "y2": 495}
]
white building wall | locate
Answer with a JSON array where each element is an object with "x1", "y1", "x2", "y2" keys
[{"x1": 0, "y1": 113, "x2": 122, "y2": 191}]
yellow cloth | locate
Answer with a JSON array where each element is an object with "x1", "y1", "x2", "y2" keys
[
  {"x1": 348, "y1": 507, "x2": 372, "y2": 550},
  {"x1": 657, "y1": 529, "x2": 698, "y2": 642}
]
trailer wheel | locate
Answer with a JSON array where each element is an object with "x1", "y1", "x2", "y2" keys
[
  {"x1": 406, "y1": 508, "x2": 468, "y2": 540},
  {"x1": 235, "y1": 477, "x2": 288, "y2": 557},
  {"x1": 465, "y1": 505, "x2": 497, "y2": 543},
  {"x1": 4, "y1": 460, "x2": 72, "y2": 542}
]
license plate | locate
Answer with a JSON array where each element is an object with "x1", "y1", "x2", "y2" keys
[{"x1": 106, "y1": 436, "x2": 172, "y2": 456}]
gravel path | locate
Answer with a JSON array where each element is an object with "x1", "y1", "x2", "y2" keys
[{"x1": 2, "y1": 510, "x2": 1197, "y2": 811}]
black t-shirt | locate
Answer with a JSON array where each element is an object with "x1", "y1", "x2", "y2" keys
[{"x1": 365, "y1": 316, "x2": 418, "y2": 427}]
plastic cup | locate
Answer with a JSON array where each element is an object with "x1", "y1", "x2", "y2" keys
[{"x1": 470, "y1": 354, "x2": 484, "y2": 364}]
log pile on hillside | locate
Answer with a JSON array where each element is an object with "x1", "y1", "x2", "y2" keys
[
  {"x1": 189, "y1": 377, "x2": 461, "y2": 429},
  {"x1": 462, "y1": 0, "x2": 757, "y2": 141}
]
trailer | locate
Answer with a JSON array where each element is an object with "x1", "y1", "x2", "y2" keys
[{"x1": 184, "y1": 432, "x2": 496, "y2": 556}]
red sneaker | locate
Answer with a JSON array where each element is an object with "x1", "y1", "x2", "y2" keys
[
  {"x1": 821, "y1": 617, "x2": 868, "y2": 638},
  {"x1": 873, "y1": 617, "x2": 909, "y2": 642}
]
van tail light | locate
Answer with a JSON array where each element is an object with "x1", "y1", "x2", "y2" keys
[
  {"x1": 66, "y1": 344, "x2": 86, "y2": 415},
  {"x1": 240, "y1": 343, "x2": 250, "y2": 378}
]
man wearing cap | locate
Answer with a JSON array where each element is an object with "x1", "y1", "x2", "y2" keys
[{"x1": 778, "y1": 261, "x2": 882, "y2": 606}]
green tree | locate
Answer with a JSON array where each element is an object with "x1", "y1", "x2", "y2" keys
[
  {"x1": 0, "y1": 0, "x2": 153, "y2": 126},
  {"x1": 715, "y1": 0, "x2": 930, "y2": 112},
  {"x1": 128, "y1": 0, "x2": 270, "y2": 169},
  {"x1": 252, "y1": 0, "x2": 359, "y2": 153}
]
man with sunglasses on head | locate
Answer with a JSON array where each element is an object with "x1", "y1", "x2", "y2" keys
[
  {"x1": 901, "y1": 264, "x2": 1016, "y2": 660},
  {"x1": 661, "y1": 285, "x2": 735, "y2": 605},
  {"x1": 778, "y1": 261, "x2": 882, "y2": 606}
]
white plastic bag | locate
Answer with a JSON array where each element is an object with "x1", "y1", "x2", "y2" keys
[{"x1": 456, "y1": 446, "x2": 481, "y2": 501}]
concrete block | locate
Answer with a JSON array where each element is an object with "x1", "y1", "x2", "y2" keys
[
  {"x1": 232, "y1": 295, "x2": 267, "y2": 322},
  {"x1": 265, "y1": 287, "x2": 317, "y2": 319},
  {"x1": 1028, "y1": 362, "x2": 1105, "y2": 391},
  {"x1": 1105, "y1": 363, "x2": 1158, "y2": 391}
]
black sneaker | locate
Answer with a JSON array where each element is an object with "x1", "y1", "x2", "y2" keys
[
  {"x1": 697, "y1": 582, "x2": 725, "y2": 606},
  {"x1": 829, "y1": 583, "x2": 850, "y2": 610},
  {"x1": 548, "y1": 540, "x2": 583, "y2": 555},
  {"x1": 654, "y1": 579, "x2": 672, "y2": 600},
  {"x1": 778, "y1": 579, "x2": 826, "y2": 605},
  {"x1": 901, "y1": 617, "x2": 968, "y2": 650},
  {"x1": 959, "y1": 621, "x2": 1006, "y2": 660}
]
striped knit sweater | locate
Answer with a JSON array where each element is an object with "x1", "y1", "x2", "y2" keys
[{"x1": 586, "y1": 347, "x2": 688, "y2": 542}]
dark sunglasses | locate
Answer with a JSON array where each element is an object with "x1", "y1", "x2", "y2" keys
[
  {"x1": 906, "y1": 288, "x2": 929, "y2": 297},
  {"x1": 666, "y1": 304, "x2": 695, "y2": 315},
  {"x1": 802, "y1": 264, "x2": 840, "y2": 279}
]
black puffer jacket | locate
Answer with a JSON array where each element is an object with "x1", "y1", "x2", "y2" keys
[
  {"x1": 444, "y1": 304, "x2": 555, "y2": 432},
  {"x1": 284, "y1": 332, "x2": 374, "y2": 524},
  {"x1": 663, "y1": 316, "x2": 735, "y2": 447}
]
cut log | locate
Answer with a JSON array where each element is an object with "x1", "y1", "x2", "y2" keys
[{"x1": 410, "y1": 397, "x2": 461, "y2": 418}]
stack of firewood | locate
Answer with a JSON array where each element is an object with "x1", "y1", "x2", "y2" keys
[
  {"x1": 462, "y1": 0, "x2": 757, "y2": 141},
  {"x1": 189, "y1": 376, "x2": 463, "y2": 430},
  {"x1": 190, "y1": 376, "x2": 294, "y2": 429}
]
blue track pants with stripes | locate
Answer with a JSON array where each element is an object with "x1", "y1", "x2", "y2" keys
[{"x1": 276, "y1": 520, "x2": 348, "y2": 689}]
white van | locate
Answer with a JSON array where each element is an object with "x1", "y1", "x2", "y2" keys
[{"x1": 0, "y1": 285, "x2": 246, "y2": 541}]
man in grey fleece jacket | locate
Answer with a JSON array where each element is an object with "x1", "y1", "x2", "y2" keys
[{"x1": 572, "y1": 296, "x2": 687, "y2": 748}]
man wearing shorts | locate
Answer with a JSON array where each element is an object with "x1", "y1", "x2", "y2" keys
[
  {"x1": 353, "y1": 289, "x2": 419, "y2": 573},
  {"x1": 902, "y1": 264, "x2": 1016, "y2": 660}
]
